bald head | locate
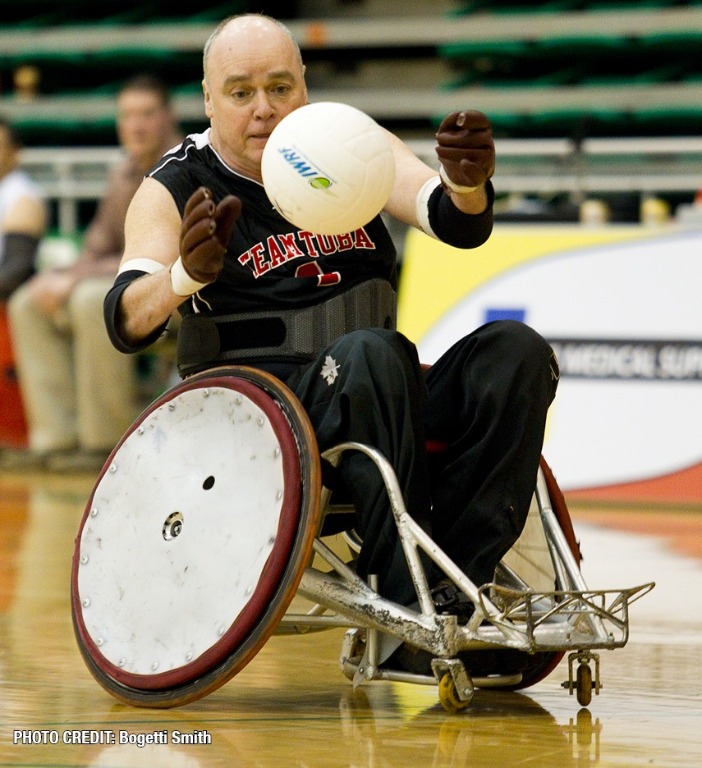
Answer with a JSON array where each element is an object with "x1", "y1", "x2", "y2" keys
[{"x1": 203, "y1": 14, "x2": 304, "y2": 85}]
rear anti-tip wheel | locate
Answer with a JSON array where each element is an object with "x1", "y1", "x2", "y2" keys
[
  {"x1": 576, "y1": 662, "x2": 593, "y2": 707},
  {"x1": 438, "y1": 672, "x2": 472, "y2": 713}
]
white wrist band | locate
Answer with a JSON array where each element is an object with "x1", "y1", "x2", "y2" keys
[
  {"x1": 415, "y1": 176, "x2": 442, "y2": 239},
  {"x1": 169, "y1": 256, "x2": 208, "y2": 297},
  {"x1": 439, "y1": 164, "x2": 479, "y2": 195}
]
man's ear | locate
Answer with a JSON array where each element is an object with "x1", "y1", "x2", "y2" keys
[{"x1": 202, "y1": 79, "x2": 213, "y2": 119}]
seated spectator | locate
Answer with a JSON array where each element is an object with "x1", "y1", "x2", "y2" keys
[
  {"x1": 0, "y1": 117, "x2": 47, "y2": 302},
  {"x1": 3, "y1": 74, "x2": 181, "y2": 472},
  {"x1": 0, "y1": 117, "x2": 48, "y2": 449}
]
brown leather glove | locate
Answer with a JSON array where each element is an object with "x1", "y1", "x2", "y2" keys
[
  {"x1": 179, "y1": 187, "x2": 241, "y2": 284},
  {"x1": 435, "y1": 111, "x2": 495, "y2": 192}
]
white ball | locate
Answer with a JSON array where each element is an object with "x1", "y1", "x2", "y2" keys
[{"x1": 261, "y1": 102, "x2": 395, "y2": 236}]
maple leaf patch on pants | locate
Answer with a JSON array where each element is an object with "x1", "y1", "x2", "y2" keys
[{"x1": 320, "y1": 355, "x2": 340, "y2": 385}]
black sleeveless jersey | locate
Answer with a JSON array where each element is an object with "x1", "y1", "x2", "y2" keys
[{"x1": 149, "y1": 129, "x2": 398, "y2": 316}]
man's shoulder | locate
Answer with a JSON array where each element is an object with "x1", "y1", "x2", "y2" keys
[
  {"x1": 150, "y1": 130, "x2": 211, "y2": 176},
  {"x1": 149, "y1": 131, "x2": 262, "y2": 210}
]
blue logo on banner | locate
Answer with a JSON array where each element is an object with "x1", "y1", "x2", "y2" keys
[{"x1": 485, "y1": 308, "x2": 526, "y2": 323}]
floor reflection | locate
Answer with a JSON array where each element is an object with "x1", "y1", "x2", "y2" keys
[{"x1": 0, "y1": 471, "x2": 700, "y2": 768}]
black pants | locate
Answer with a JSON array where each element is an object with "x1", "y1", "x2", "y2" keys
[{"x1": 283, "y1": 320, "x2": 559, "y2": 605}]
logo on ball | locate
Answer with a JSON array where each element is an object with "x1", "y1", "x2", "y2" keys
[
  {"x1": 277, "y1": 146, "x2": 335, "y2": 191},
  {"x1": 261, "y1": 102, "x2": 395, "y2": 235}
]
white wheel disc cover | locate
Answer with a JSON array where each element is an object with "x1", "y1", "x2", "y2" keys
[{"x1": 76, "y1": 385, "x2": 288, "y2": 678}]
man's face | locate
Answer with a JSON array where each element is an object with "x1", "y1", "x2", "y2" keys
[
  {"x1": 116, "y1": 89, "x2": 173, "y2": 169},
  {"x1": 203, "y1": 21, "x2": 308, "y2": 180}
]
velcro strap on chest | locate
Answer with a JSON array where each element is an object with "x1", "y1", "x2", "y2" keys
[{"x1": 177, "y1": 278, "x2": 397, "y2": 376}]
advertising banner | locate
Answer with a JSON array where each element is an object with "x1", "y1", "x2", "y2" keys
[{"x1": 398, "y1": 225, "x2": 702, "y2": 503}]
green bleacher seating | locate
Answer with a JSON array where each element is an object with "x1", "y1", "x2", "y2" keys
[{"x1": 2, "y1": 1, "x2": 702, "y2": 145}]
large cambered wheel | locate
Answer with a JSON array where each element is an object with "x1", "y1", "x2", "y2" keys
[{"x1": 71, "y1": 366, "x2": 321, "y2": 708}]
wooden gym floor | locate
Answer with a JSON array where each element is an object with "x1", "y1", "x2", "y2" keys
[{"x1": 1, "y1": 469, "x2": 701, "y2": 768}]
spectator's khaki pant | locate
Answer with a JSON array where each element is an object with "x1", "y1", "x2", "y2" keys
[{"x1": 8, "y1": 276, "x2": 139, "y2": 452}]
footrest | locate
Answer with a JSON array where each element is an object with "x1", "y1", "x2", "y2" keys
[{"x1": 476, "y1": 582, "x2": 655, "y2": 651}]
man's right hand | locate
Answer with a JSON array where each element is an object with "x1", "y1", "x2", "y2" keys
[{"x1": 179, "y1": 187, "x2": 241, "y2": 284}]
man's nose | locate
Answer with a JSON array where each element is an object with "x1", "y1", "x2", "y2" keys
[{"x1": 252, "y1": 91, "x2": 274, "y2": 119}]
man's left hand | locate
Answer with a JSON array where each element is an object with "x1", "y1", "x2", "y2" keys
[{"x1": 435, "y1": 110, "x2": 495, "y2": 192}]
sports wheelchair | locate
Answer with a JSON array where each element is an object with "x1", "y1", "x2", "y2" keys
[{"x1": 71, "y1": 365, "x2": 653, "y2": 711}]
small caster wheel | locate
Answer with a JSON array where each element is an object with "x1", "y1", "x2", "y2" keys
[
  {"x1": 576, "y1": 662, "x2": 593, "y2": 707},
  {"x1": 438, "y1": 672, "x2": 472, "y2": 713}
]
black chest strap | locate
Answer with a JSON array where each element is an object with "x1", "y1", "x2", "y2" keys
[{"x1": 176, "y1": 278, "x2": 397, "y2": 376}]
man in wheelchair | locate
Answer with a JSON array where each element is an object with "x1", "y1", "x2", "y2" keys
[{"x1": 104, "y1": 14, "x2": 559, "y2": 673}]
